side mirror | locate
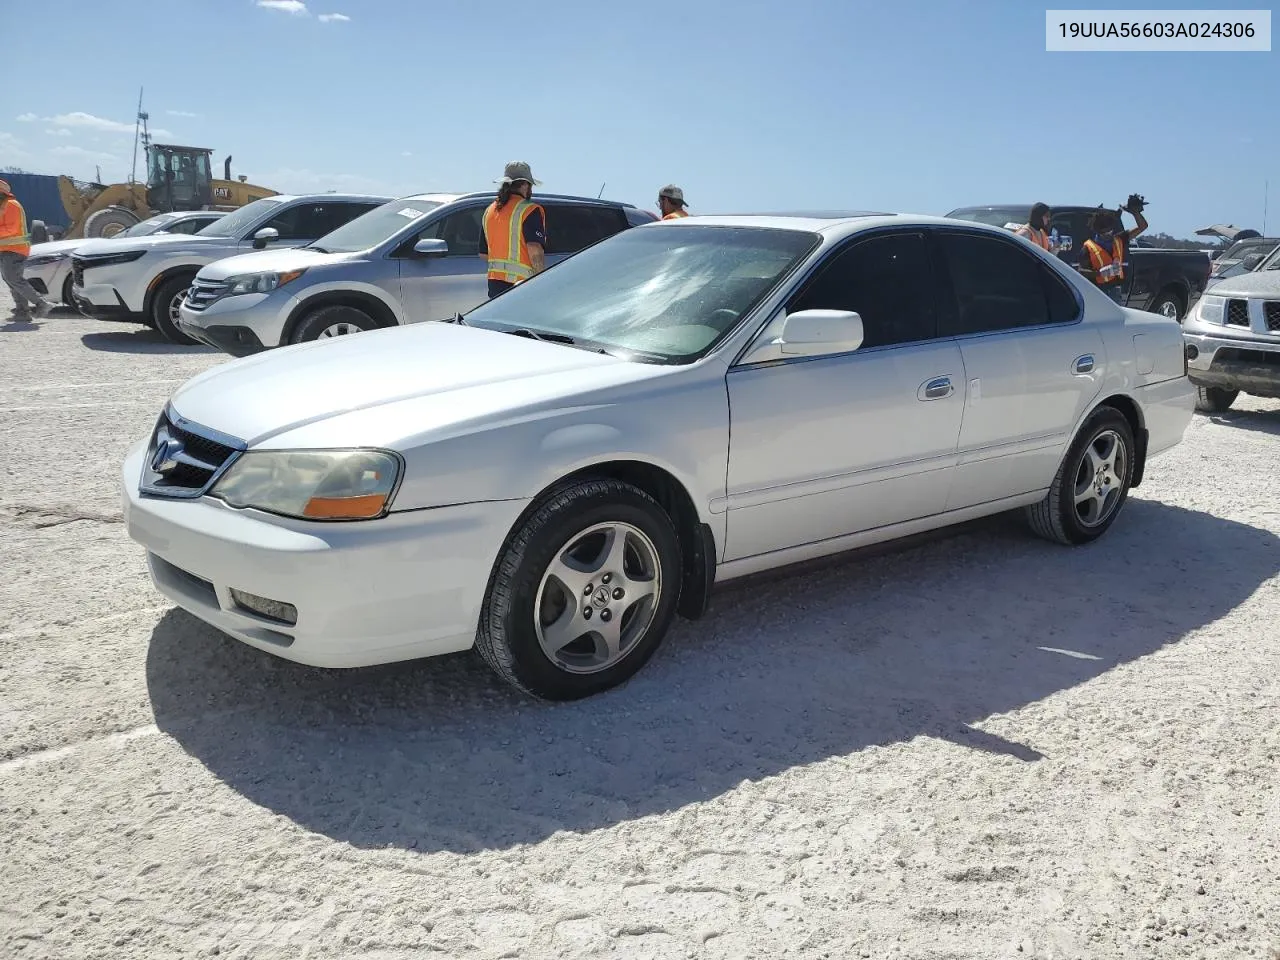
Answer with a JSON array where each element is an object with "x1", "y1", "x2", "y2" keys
[
  {"x1": 413, "y1": 238, "x2": 449, "y2": 258},
  {"x1": 252, "y1": 227, "x2": 279, "y2": 249},
  {"x1": 777, "y1": 309, "x2": 864, "y2": 357}
]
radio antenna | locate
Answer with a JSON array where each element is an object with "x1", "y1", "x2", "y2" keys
[{"x1": 597, "y1": 182, "x2": 605, "y2": 199}]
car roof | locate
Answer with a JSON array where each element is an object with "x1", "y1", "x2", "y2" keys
[
  {"x1": 266, "y1": 193, "x2": 394, "y2": 204},
  {"x1": 398, "y1": 191, "x2": 640, "y2": 210},
  {"x1": 644, "y1": 212, "x2": 1007, "y2": 236}
]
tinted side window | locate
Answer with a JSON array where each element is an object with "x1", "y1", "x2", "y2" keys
[
  {"x1": 261, "y1": 204, "x2": 309, "y2": 240},
  {"x1": 787, "y1": 232, "x2": 937, "y2": 349},
  {"x1": 311, "y1": 202, "x2": 379, "y2": 237},
  {"x1": 1044, "y1": 265, "x2": 1080, "y2": 324},
  {"x1": 544, "y1": 205, "x2": 627, "y2": 255},
  {"x1": 937, "y1": 232, "x2": 1050, "y2": 335},
  {"x1": 169, "y1": 217, "x2": 212, "y2": 235},
  {"x1": 416, "y1": 206, "x2": 484, "y2": 256}
]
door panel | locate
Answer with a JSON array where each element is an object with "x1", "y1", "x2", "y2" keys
[
  {"x1": 397, "y1": 205, "x2": 489, "y2": 322},
  {"x1": 933, "y1": 228, "x2": 1105, "y2": 509},
  {"x1": 725, "y1": 341, "x2": 966, "y2": 561}
]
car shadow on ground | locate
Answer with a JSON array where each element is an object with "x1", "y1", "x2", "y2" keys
[
  {"x1": 1201, "y1": 405, "x2": 1280, "y2": 437},
  {"x1": 81, "y1": 329, "x2": 214, "y2": 354},
  {"x1": 146, "y1": 499, "x2": 1280, "y2": 854}
]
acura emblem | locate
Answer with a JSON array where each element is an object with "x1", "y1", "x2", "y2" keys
[{"x1": 151, "y1": 430, "x2": 185, "y2": 474}]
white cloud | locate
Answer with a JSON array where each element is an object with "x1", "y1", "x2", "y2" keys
[
  {"x1": 23, "y1": 111, "x2": 175, "y2": 139},
  {"x1": 401, "y1": 150, "x2": 412, "y2": 157},
  {"x1": 52, "y1": 145, "x2": 118, "y2": 162},
  {"x1": 318, "y1": 12, "x2": 350, "y2": 22},
  {"x1": 167, "y1": 109, "x2": 199, "y2": 118},
  {"x1": 16, "y1": 113, "x2": 37, "y2": 122},
  {"x1": 46, "y1": 128, "x2": 73, "y2": 137},
  {"x1": 257, "y1": 0, "x2": 308, "y2": 14}
]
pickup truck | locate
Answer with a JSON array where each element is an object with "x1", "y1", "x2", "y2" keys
[
  {"x1": 1182, "y1": 244, "x2": 1280, "y2": 412},
  {"x1": 947, "y1": 204, "x2": 1211, "y2": 321}
]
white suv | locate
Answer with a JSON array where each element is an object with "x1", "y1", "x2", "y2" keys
[{"x1": 69, "y1": 193, "x2": 388, "y2": 343}]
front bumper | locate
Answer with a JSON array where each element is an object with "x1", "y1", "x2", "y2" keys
[
  {"x1": 1183, "y1": 329, "x2": 1280, "y2": 399},
  {"x1": 72, "y1": 260, "x2": 147, "y2": 318},
  {"x1": 23, "y1": 258, "x2": 70, "y2": 300},
  {"x1": 179, "y1": 291, "x2": 296, "y2": 356},
  {"x1": 121, "y1": 442, "x2": 529, "y2": 668}
]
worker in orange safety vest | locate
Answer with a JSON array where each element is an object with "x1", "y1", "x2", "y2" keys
[
  {"x1": 478, "y1": 161, "x2": 547, "y2": 299},
  {"x1": 1014, "y1": 202, "x2": 1060, "y2": 254},
  {"x1": 1078, "y1": 201, "x2": 1147, "y2": 304},
  {"x1": 0, "y1": 179, "x2": 55, "y2": 320},
  {"x1": 657, "y1": 184, "x2": 689, "y2": 220}
]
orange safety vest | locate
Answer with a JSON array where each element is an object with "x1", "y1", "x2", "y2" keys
[
  {"x1": 0, "y1": 197, "x2": 31, "y2": 256},
  {"x1": 661, "y1": 209, "x2": 689, "y2": 220},
  {"x1": 1022, "y1": 225, "x2": 1050, "y2": 250},
  {"x1": 1083, "y1": 236, "x2": 1126, "y2": 285},
  {"x1": 482, "y1": 198, "x2": 545, "y2": 284}
]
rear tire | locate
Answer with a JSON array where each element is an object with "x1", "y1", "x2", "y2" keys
[
  {"x1": 151, "y1": 276, "x2": 198, "y2": 344},
  {"x1": 290, "y1": 304, "x2": 378, "y2": 343},
  {"x1": 83, "y1": 206, "x2": 141, "y2": 239},
  {"x1": 1026, "y1": 406, "x2": 1135, "y2": 546},
  {"x1": 1195, "y1": 385, "x2": 1237, "y2": 413},
  {"x1": 475, "y1": 478, "x2": 682, "y2": 700}
]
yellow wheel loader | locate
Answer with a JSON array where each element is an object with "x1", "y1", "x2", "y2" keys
[{"x1": 53, "y1": 144, "x2": 277, "y2": 240}]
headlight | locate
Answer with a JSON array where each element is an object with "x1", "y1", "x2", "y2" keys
[
  {"x1": 1196, "y1": 295, "x2": 1226, "y2": 324},
  {"x1": 24, "y1": 252, "x2": 69, "y2": 267},
  {"x1": 210, "y1": 449, "x2": 401, "y2": 520},
  {"x1": 224, "y1": 269, "x2": 306, "y2": 297}
]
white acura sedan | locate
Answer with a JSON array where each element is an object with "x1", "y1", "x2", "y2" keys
[{"x1": 123, "y1": 212, "x2": 1195, "y2": 700}]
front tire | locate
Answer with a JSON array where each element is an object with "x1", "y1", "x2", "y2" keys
[
  {"x1": 476, "y1": 478, "x2": 682, "y2": 700},
  {"x1": 1026, "y1": 406, "x2": 1135, "y2": 546},
  {"x1": 151, "y1": 276, "x2": 198, "y2": 344},
  {"x1": 1195, "y1": 385, "x2": 1237, "y2": 413},
  {"x1": 290, "y1": 304, "x2": 378, "y2": 344}
]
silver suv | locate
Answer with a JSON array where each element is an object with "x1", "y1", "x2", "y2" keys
[
  {"x1": 1182, "y1": 243, "x2": 1280, "y2": 412},
  {"x1": 71, "y1": 193, "x2": 389, "y2": 343},
  {"x1": 177, "y1": 191, "x2": 654, "y2": 356}
]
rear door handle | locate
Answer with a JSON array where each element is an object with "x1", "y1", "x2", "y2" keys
[
  {"x1": 919, "y1": 376, "x2": 954, "y2": 401},
  {"x1": 1073, "y1": 354, "x2": 1096, "y2": 374}
]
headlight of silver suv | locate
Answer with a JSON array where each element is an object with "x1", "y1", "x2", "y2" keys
[
  {"x1": 1196, "y1": 295, "x2": 1226, "y2": 324},
  {"x1": 211, "y1": 449, "x2": 401, "y2": 520},
  {"x1": 224, "y1": 269, "x2": 306, "y2": 297},
  {"x1": 24, "y1": 252, "x2": 70, "y2": 268}
]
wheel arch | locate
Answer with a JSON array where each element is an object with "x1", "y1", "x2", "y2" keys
[
  {"x1": 503, "y1": 459, "x2": 716, "y2": 621},
  {"x1": 143, "y1": 264, "x2": 202, "y2": 319},
  {"x1": 1095, "y1": 392, "x2": 1147, "y2": 487},
  {"x1": 282, "y1": 289, "x2": 400, "y2": 344}
]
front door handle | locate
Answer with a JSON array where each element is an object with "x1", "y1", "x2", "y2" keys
[
  {"x1": 1073, "y1": 354, "x2": 1096, "y2": 374},
  {"x1": 919, "y1": 376, "x2": 954, "y2": 401}
]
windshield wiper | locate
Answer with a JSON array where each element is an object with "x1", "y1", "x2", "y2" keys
[{"x1": 507, "y1": 327, "x2": 576, "y2": 345}]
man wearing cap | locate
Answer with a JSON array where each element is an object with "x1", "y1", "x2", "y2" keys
[
  {"x1": 478, "y1": 161, "x2": 547, "y2": 298},
  {"x1": 658, "y1": 185, "x2": 689, "y2": 220},
  {"x1": 0, "y1": 179, "x2": 55, "y2": 320}
]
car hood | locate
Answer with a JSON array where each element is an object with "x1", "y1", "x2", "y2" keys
[
  {"x1": 28, "y1": 238, "x2": 86, "y2": 258},
  {"x1": 168, "y1": 321, "x2": 667, "y2": 447},
  {"x1": 74, "y1": 233, "x2": 231, "y2": 257},
  {"x1": 195, "y1": 246, "x2": 356, "y2": 280},
  {"x1": 1204, "y1": 270, "x2": 1280, "y2": 297}
]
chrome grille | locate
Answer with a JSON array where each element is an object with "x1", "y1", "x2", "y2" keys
[
  {"x1": 140, "y1": 407, "x2": 245, "y2": 498},
  {"x1": 1225, "y1": 299, "x2": 1250, "y2": 327},
  {"x1": 1265, "y1": 301, "x2": 1280, "y2": 332},
  {"x1": 184, "y1": 278, "x2": 229, "y2": 313}
]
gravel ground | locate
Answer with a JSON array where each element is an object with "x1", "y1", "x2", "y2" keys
[{"x1": 2, "y1": 292, "x2": 1278, "y2": 960}]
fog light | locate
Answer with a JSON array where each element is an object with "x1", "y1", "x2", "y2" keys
[{"x1": 229, "y1": 588, "x2": 298, "y2": 626}]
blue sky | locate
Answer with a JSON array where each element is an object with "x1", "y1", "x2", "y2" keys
[{"x1": 3, "y1": 0, "x2": 1275, "y2": 237}]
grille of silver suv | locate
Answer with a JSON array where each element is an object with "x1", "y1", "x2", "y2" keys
[
  {"x1": 1265, "y1": 301, "x2": 1280, "y2": 332},
  {"x1": 183, "y1": 278, "x2": 230, "y2": 313},
  {"x1": 140, "y1": 407, "x2": 245, "y2": 498},
  {"x1": 1225, "y1": 299, "x2": 1250, "y2": 327}
]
